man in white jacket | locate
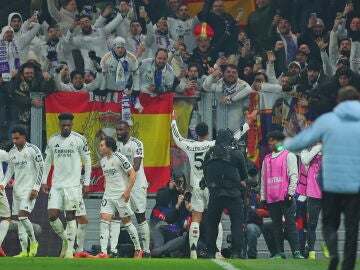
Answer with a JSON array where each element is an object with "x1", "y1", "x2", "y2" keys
[{"x1": 203, "y1": 64, "x2": 253, "y2": 131}]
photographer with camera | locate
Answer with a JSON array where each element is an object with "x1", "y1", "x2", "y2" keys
[
  {"x1": 151, "y1": 191, "x2": 192, "y2": 258},
  {"x1": 203, "y1": 129, "x2": 248, "y2": 259},
  {"x1": 241, "y1": 160, "x2": 270, "y2": 259},
  {"x1": 151, "y1": 173, "x2": 187, "y2": 225},
  {"x1": 260, "y1": 130, "x2": 304, "y2": 259}
]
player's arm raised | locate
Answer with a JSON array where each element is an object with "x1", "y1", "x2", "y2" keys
[{"x1": 170, "y1": 110, "x2": 193, "y2": 151}]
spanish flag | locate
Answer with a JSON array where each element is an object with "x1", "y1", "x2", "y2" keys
[
  {"x1": 184, "y1": 0, "x2": 255, "y2": 26},
  {"x1": 45, "y1": 92, "x2": 173, "y2": 192}
]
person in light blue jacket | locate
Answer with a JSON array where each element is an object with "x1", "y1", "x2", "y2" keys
[{"x1": 284, "y1": 86, "x2": 360, "y2": 270}]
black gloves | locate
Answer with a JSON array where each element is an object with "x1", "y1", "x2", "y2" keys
[{"x1": 284, "y1": 194, "x2": 293, "y2": 207}]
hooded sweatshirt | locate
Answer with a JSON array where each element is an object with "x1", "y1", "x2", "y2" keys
[
  {"x1": 7, "y1": 12, "x2": 40, "y2": 63},
  {"x1": 285, "y1": 100, "x2": 360, "y2": 194},
  {"x1": 8, "y1": 13, "x2": 26, "y2": 41}
]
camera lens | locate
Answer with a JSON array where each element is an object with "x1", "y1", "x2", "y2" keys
[{"x1": 175, "y1": 179, "x2": 183, "y2": 186}]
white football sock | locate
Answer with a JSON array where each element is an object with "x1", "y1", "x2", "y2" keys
[
  {"x1": 124, "y1": 222, "x2": 141, "y2": 251},
  {"x1": 110, "y1": 220, "x2": 121, "y2": 253},
  {"x1": 216, "y1": 222, "x2": 223, "y2": 252},
  {"x1": 100, "y1": 220, "x2": 110, "y2": 254},
  {"x1": 138, "y1": 221, "x2": 150, "y2": 253},
  {"x1": 0, "y1": 220, "x2": 10, "y2": 246},
  {"x1": 19, "y1": 217, "x2": 36, "y2": 243},
  {"x1": 65, "y1": 220, "x2": 77, "y2": 252},
  {"x1": 76, "y1": 223, "x2": 87, "y2": 252},
  {"x1": 189, "y1": 222, "x2": 200, "y2": 251},
  {"x1": 17, "y1": 222, "x2": 28, "y2": 252},
  {"x1": 50, "y1": 218, "x2": 66, "y2": 240}
]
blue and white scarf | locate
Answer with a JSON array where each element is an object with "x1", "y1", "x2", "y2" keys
[
  {"x1": 0, "y1": 40, "x2": 20, "y2": 73},
  {"x1": 112, "y1": 49, "x2": 130, "y2": 88}
]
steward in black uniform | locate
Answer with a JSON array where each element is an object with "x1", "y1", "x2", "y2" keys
[{"x1": 203, "y1": 129, "x2": 248, "y2": 258}]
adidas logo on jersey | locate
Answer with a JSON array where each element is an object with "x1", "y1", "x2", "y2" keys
[{"x1": 55, "y1": 144, "x2": 60, "y2": 147}]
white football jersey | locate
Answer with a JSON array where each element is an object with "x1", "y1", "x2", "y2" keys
[
  {"x1": 0, "y1": 149, "x2": 9, "y2": 179},
  {"x1": 171, "y1": 120, "x2": 249, "y2": 188},
  {"x1": 171, "y1": 120, "x2": 215, "y2": 188},
  {"x1": 117, "y1": 137, "x2": 148, "y2": 189},
  {"x1": 101, "y1": 152, "x2": 133, "y2": 199},
  {"x1": 43, "y1": 132, "x2": 91, "y2": 188},
  {"x1": 2, "y1": 143, "x2": 44, "y2": 196}
]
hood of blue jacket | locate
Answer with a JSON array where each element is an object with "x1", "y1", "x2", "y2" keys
[{"x1": 333, "y1": 100, "x2": 360, "y2": 121}]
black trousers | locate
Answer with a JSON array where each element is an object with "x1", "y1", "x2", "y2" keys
[
  {"x1": 322, "y1": 192, "x2": 360, "y2": 270},
  {"x1": 268, "y1": 200, "x2": 300, "y2": 255},
  {"x1": 207, "y1": 195, "x2": 244, "y2": 256},
  {"x1": 307, "y1": 197, "x2": 322, "y2": 251}
]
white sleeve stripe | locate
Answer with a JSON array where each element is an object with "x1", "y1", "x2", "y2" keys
[
  {"x1": 29, "y1": 144, "x2": 44, "y2": 190},
  {"x1": 72, "y1": 133, "x2": 88, "y2": 145},
  {"x1": 114, "y1": 153, "x2": 127, "y2": 163},
  {"x1": 131, "y1": 137, "x2": 143, "y2": 148}
]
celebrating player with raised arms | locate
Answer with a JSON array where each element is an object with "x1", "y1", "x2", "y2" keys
[{"x1": 171, "y1": 110, "x2": 256, "y2": 259}]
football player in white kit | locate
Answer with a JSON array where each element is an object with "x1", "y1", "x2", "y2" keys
[
  {"x1": 171, "y1": 110, "x2": 255, "y2": 259},
  {"x1": 115, "y1": 120, "x2": 151, "y2": 256},
  {"x1": 98, "y1": 136, "x2": 143, "y2": 258},
  {"x1": 41, "y1": 113, "x2": 91, "y2": 258},
  {"x1": 1, "y1": 126, "x2": 44, "y2": 257},
  {"x1": 0, "y1": 147, "x2": 10, "y2": 257}
]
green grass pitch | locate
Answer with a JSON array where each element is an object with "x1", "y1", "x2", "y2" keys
[{"x1": 1, "y1": 258, "x2": 360, "y2": 270}]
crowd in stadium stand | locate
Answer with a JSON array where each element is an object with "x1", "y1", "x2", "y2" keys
[{"x1": 0, "y1": 0, "x2": 359, "y2": 264}]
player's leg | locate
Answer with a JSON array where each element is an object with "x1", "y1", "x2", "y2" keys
[
  {"x1": 99, "y1": 198, "x2": 114, "y2": 256},
  {"x1": 63, "y1": 186, "x2": 81, "y2": 258},
  {"x1": 75, "y1": 215, "x2": 88, "y2": 253},
  {"x1": 121, "y1": 216, "x2": 143, "y2": 258},
  {"x1": 109, "y1": 212, "x2": 121, "y2": 257},
  {"x1": 13, "y1": 196, "x2": 29, "y2": 257},
  {"x1": 63, "y1": 210, "x2": 76, "y2": 258},
  {"x1": 75, "y1": 197, "x2": 88, "y2": 253},
  {"x1": 216, "y1": 222, "x2": 224, "y2": 259},
  {"x1": 0, "y1": 192, "x2": 11, "y2": 257},
  {"x1": 17, "y1": 197, "x2": 37, "y2": 257},
  {"x1": 48, "y1": 187, "x2": 68, "y2": 258},
  {"x1": 48, "y1": 188, "x2": 67, "y2": 243},
  {"x1": 131, "y1": 188, "x2": 150, "y2": 255},
  {"x1": 118, "y1": 200, "x2": 142, "y2": 258},
  {"x1": 189, "y1": 188, "x2": 206, "y2": 259}
]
